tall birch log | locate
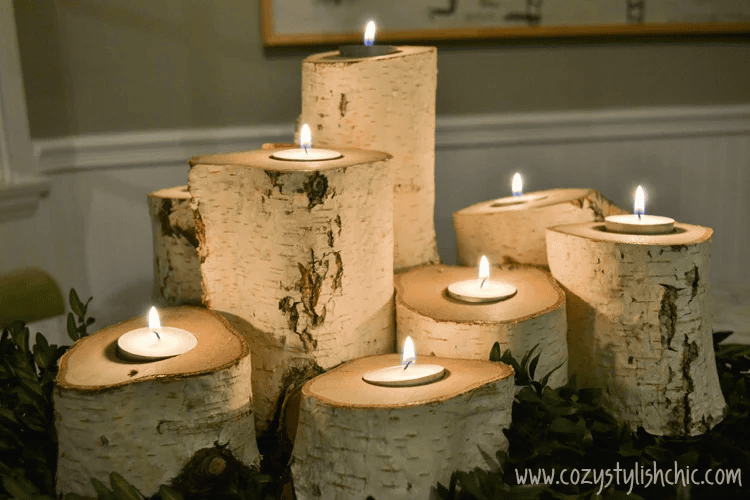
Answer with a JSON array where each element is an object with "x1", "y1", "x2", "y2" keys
[
  {"x1": 148, "y1": 186, "x2": 202, "y2": 306},
  {"x1": 546, "y1": 222, "x2": 726, "y2": 435},
  {"x1": 454, "y1": 188, "x2": 626, "y2": 268},
  {"x1": 291, "y1": 354, "x2": 514, "y2": 500},
  {"x1": 395, "y1": 264, "x2": 568, "y2": 387},
  {"x1": 301, "y1": 47, "x2": 439, "y2": 271},
  {"x1": 55, "y1": 306, "x2": 259, "y2": 498},
  {"x1": 188, "y1": 148, "x2": 395, "y2": 434}
]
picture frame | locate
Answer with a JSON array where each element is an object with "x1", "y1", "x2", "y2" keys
[{"x1": 261, "y1": 0, "x2": 750, "y2": 46}]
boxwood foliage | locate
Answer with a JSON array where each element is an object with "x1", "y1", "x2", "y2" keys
[{"x1": 436, "y1": 332, "x2": 750, "y2": 500}]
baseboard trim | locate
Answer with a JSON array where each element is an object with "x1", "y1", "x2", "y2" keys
[{"x1": 34, "y1": 105, "x2": 750, "y2": 174}]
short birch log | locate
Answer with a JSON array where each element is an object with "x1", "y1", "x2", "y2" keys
[
  {"x1": 291, "y1": 354, "x2": 514, "y2": 500},
  {"x1": 301, "y1": 46, "x2": 439, "y2": 271},
  {"x1": 546, "y1": 222, "x2": 726, "y2": 436},
  {"x1": 454, "y1": 188, "x2": 626, "y2": 268},
  {"x1": 55, "y1": 306, "x2": 260, "y2": 498},
  {"x1": 148, "y1": 186, "x2": 202, "y2": 306},
  {"x1": 395, "y1": 265, "x2": 568, "y2": 387},
  {"x1": 188, "y1": 148, "x2": 395, "y2": 434}
]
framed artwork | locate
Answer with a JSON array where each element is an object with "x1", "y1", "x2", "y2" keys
[{"x1": 261, "y1": 0, "x2": 750, "y2": 46}]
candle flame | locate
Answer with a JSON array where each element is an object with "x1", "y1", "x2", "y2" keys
[
  {"x1": 148, "y1": 306, "x2": 161, "y2": 330},
  {"x1": 402, "y1": 336, "x2": 416, "y2": 366},
  {"x1": 634, "y1": 185, "x2": 645, "y2": 216},
  {"x1": 299, "y1": 123, "x2": 312, "y2": 150},
  {"x1": 364, "y1": 20, "x2": 376, "y2": 46},
  {"x1": 512, "y1": 173, "x2": 523, "y2": 196},
  {"x1": 479, "y1": 255, "x2": 490, "y2": 281}
]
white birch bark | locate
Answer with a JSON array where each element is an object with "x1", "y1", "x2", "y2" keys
[
  {"x1": 188, "y1": 148, "x2": 395, "y2": 434},
  {"x1": 301, "y1": 47, "x2": 439, "y2": 271},
  {"x1": 395, "y1": 265, "x2": 568, "y2": 387},
  {"x1": 546, "y1": 222, "x2": 726, "y2": 435},
  {"x1": 148, "y1": 186, "x2": 202, "y2": 306},
  {"x1": 454, "y1": 188, "x2": 626, "y2": 268},
  {"x1": 55, "y1": 306, "x2": 259, "y2": 498},
  {"x1": 291, "y1": 355, "x2": 515, "y2": 500}
]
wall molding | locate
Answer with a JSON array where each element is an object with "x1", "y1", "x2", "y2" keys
[{"x1": 34, "y1": 105, "x2": 750, "y2": 174}]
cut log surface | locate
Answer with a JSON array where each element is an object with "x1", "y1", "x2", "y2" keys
[
  {"x1": 188, "y1": 148, "x2": 395, "y2": 434},
  {"x1": 454, "y1": 188, "x2": 626, "y2": 268},
  {"x1": 54, "y1": 306, "x2": 259, "y2": 498},
  {"x1": 301, "y1": 47, "x2": 439, "y2": 271},
  {"x1": 395, "y1": 265, "x2": 568, "y2": 387},
  {"x1": 546, "y1": 222, "x2": 726, "y2": 436},
  {"x1": 291, "y1": 354, "x2": 514, "y2": 500},
  {"x1": 148, "y1": 186, "x2": 202, "y2": 306}
]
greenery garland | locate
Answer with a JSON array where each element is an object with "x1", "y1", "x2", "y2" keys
[{"x1": 0, "y1": 291, "x2": 746, "y2": 499}]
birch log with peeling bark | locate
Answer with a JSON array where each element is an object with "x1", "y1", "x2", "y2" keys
[
  {"x1": 148, "y1": 186, "x2": 201, "y2": 306},
  {"x1": 291, "y1": 354, "x2": 514, "y2": 500},
  {"x1": 301, "y1": 47, "x2": 439, "y2": 271},
  {"x1": 189, "y1": 148, "x2": 395, "y2": 434},
  {"x1": 395, "y1": 265, "x2": 568, "y2": 387},
  {"x1": 546, "y1": 222, "x2": 726, "y2": 436},
  {"x1": 55, "y1": 306, "x2": 259, "y2": 498},
  {"x1": 454, "y1": 188, "x2": 626, "y2": 268}
]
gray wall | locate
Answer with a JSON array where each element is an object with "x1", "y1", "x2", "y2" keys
[{"x1": 14, "y1": 0, "x2": 750, "y2": 138}]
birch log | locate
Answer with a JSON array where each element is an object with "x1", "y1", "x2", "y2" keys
[
  {"x1": 189, "y1": 148, "x2": 395, "y2": 434},
  {"x1": 301, "y1": 47, "x2": 439, "y2": 271},
  {"x1": 148, "y1": 186, "x2": 202, "y2": 306},
  {"x1": 291, "y1": 354, "x2": 514, "y2": 500},
  {"x1": 395, "y1": 265, "x2": 568, "y2": 387},
  {"x1": 454, "y1": 188, "x2": 626, "y2": 268},
  {"x1": 546, "y1": 222, "x2": 726, "y2": 436},
  {"x1": 55, "y1": 306, "x2": 259, "y2": 498}
]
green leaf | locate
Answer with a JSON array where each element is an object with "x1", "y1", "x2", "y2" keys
[
  {"x1": 91, "y1": 477, "x2": 116, "y2": 500},
  {"x1": 158, "y1": 485, "x2": 184, "y2": 500},
  {"x1": 109, "y1": 472, "x2": 143, "y2": 500},
  {"x1": 548, "y1": 417, "x2": 583, "y2": 436},
  {"x1": 66, "y1": 313, "x2": 78, "y2": 342},
  {"x1": 10, "y1": 324, "x2": 30, "y2": 353},
  {"x1": 528, "y1": 354, "x2": 540, "y2": 381},
  {"x1": 2, "y1": 474, "x2": 37, "y2": 499},
  {"x1": 69, "y1": 289, "x2": 85, "y2": 318},
  {"x1": 64, "y1": 493, "x2": 88, "y2": 500},
  {"x1": 489, "y1": 342, "x2": 502, "y2": 362}
]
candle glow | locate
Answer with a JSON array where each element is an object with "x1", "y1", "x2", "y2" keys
[
  {"x1": 512, "y1": 173, "x2": 523, "y2": 197},
  {"x1": 300, "y1": 123, "x2": 313, "y2": 151},
  {"x1": 479, "y1": 255, "x2": 490, "y2": 288},
  {"x1": 148, "y1": 306, "x2": 161, "y2": 330},
  {"x1": 401, "y1": 336, "x2": 416, "y2": 367},
  {"x1": 634, "y1": 185, "x2": 645, "y2": 217},
  {"x1": 364, "y1": 20, "x2": 376, "y2": 46}
]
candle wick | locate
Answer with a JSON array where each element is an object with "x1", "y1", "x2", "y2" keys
[
  {"x1": 638, "y1": 212, "x2": 642, "y2": 220},
  {"x1": 152, "y1": 330, "x2": 161, "y2": 340},
  {"x1": 480, "y1": 278, "x2": 487, "y2": 289},
  {"x1": 304, "y1": 145, "x2": 308, "y2": 155},
  {"x1": 404, "y1": 360, "x2": 413, "y2": 370}
]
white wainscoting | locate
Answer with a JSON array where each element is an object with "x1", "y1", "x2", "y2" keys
[{"x1": 21, "y1": 105, "x2": 750, "y2": 332}]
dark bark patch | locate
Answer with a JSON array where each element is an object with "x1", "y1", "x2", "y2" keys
[
  {"x1": 659, "y1": 284, "x2": 679, "y2": 349},
  {"x1": 300, "y1": 172, "x2": 329, "y2": 210},
  {"x1": 339, "y1": 93, "x2": 349, "y2": 117},
  {"x1": 265, "y1": 170, "x2": 284, "y2": 195},
  {"x1": 332, "y1": 252, "x2": 343, "y2": 293},
  {"x1": 335, "y1": 214, "x2": 342, "y2": 234},
  {"x1": 686, "y1": 265, "x2": 700, "y2": 302},
  {"x1": 327, "y1": 229, "x2": 334, "y2": 247},
  {"x1": 193, "y1": 210, "x2": 208, "y2": 264},
  {"x1": 157, "y1": 200, "x2": 199, "y2": 248}
]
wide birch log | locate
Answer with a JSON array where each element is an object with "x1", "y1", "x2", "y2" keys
[
  {"x1": 291, "y1": 354, "x2": 514, "y2": 500},
  {"x1": 148, "y1": 186, "x2": 202, "y2": 306},
  {"x1": 301, "y1": 47, "x2": 439, "y2": 271},
  {"x1": 55, "y1": 306, "x2": 259, "y2": 498},
  {"x1": 454, "y1": 188, "x2": 626, "y2": 268},
  {"x1": 395, "y1": 264, "x2": 568, "y2": 387},
  {"x1": 546, "y1": 222, "x2": 726, "y2": 436},
  {"x1": 189, "y1": 148, "x2": 395, "y2": 434}
]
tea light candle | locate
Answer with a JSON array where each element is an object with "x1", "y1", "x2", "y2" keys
[
  {"x1": 338, "y1": 20, "x2": 398, "y2": 58},
  {"x1": 491, "y1": 172, "x2": 548, "y2": 208},
  {"x1": 271, "y1": 124, "x2": 342, "y2": 161},
  {"x1": 363, "y1": 337, "x2": 445, "y2": 387},
  {"x1": 117, "y1": 307, "x2": 198, "y2": 361},
  {"x1": 447, "y1": 256, "x2": 517, "y2": 303},
  {"x1": 604, "y1": 185, "x2": 675, "y2": 235}
]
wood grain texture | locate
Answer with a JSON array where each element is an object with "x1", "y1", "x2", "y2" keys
[
  {"x1": 188, "y1": 148, "x2": 395, "y2": 434},
  {"x1": 55, "y1": 306, "x2": 259, "y2": 497},
  {"x1": 454, "y1": 188, "x2": 626, "y2": 268},
  {"x1": 546, "y1": 222, "x2": 726, "y2": 436},
  {"x1": 291, "y1": 354, "x2": 514, "y2": 500},
  {"x1": 148, "y1": 186, "x2": 202, "y2": 306},
  {"x1": 301, "y1": 47, "x2": 439, "y2": 271},
  {"x1": 395, "y1": 264, "x2": 567, "y2": 387}
]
